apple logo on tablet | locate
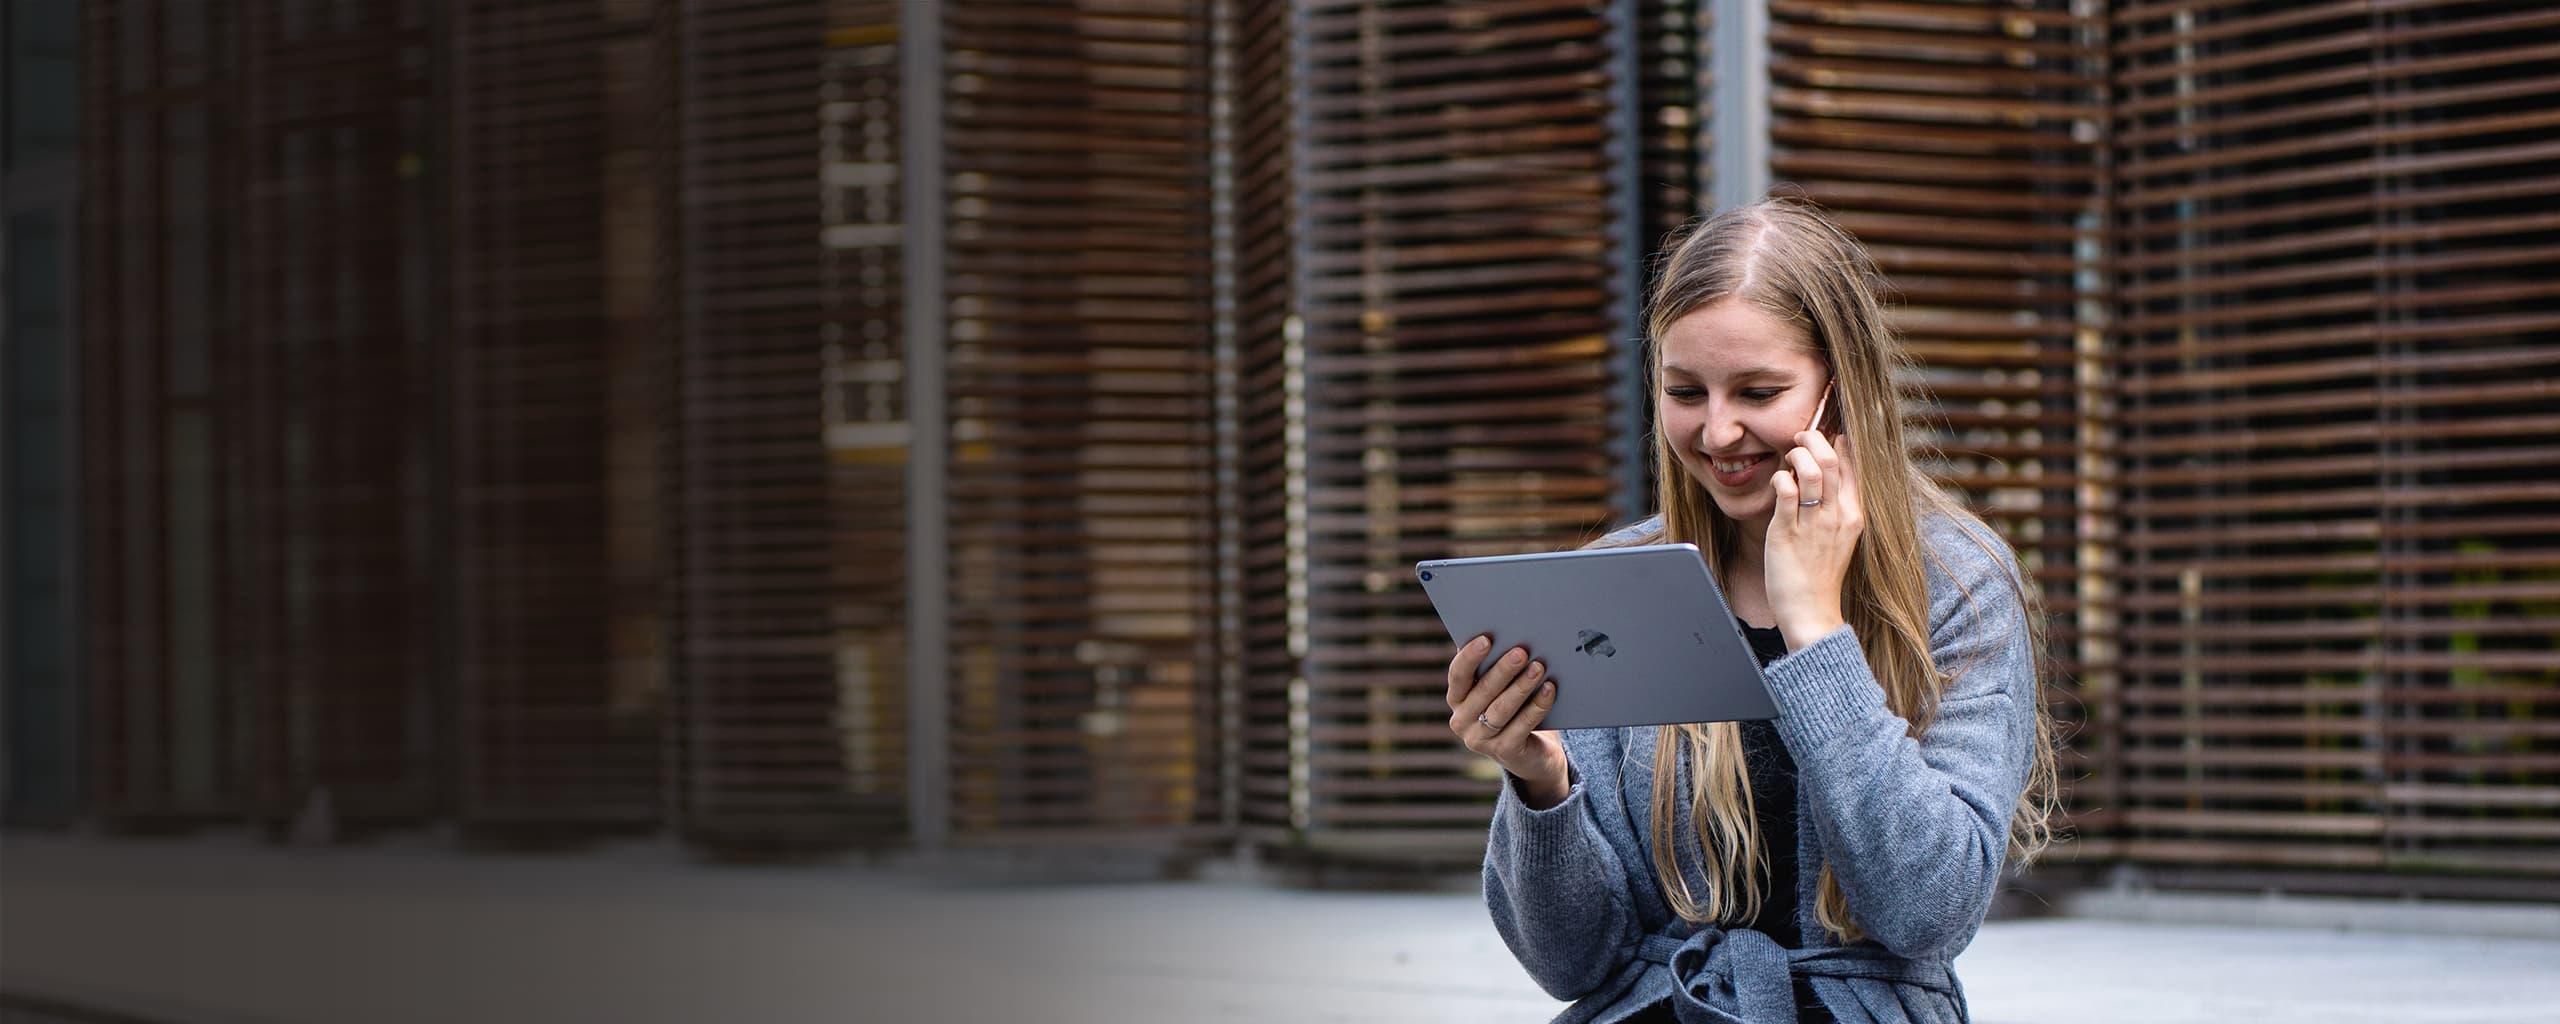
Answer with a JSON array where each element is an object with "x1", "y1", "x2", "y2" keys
[{"x1": 1575, "y1": 629, "x2": 1615, "y2": 658}]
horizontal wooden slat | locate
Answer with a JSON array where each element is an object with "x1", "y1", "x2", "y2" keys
[
  {"x1": 2111, "y1": 0, "x2": 2560, "y2": 879},
  {"x1": 938, "y1": 0, "x2": 1224, "y2": 840}
]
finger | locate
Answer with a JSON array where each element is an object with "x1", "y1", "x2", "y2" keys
[
  {"x1": 1796, "y1": 428, "x2": 1840, "y2": 475},
  {"x1": 1454, "y1": 645, "x2": 1529, "y2": 726},
  {"x1": 1499, "y1": 680, "x2": 1559, "y2": 741},
  {"x1": 1445, "y1": 634, "x2": 1491, "y2": 707},
  {"x1": 1771, "y1": 468, "x2": 1799, "y2": 527},
  {"x1": 1480, "y1": 659, "x2": 1548, "y2": 732},
  {"x1": 1786, "y1": 445, "x2": 1824, "y2": 503}
]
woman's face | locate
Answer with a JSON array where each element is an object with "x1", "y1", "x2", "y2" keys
[{"x1": 1655, "y1": 298, "x2": 1831, "y2": 527}]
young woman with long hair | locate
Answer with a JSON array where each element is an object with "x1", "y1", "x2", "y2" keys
[{"x1": 1444, "y1": 196, "x2": 2060, "y2": 1023}]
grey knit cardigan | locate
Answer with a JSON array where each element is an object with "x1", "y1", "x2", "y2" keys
[{"x1": 1483, "y1": 512, "x2": 2039, "y2": 1024}]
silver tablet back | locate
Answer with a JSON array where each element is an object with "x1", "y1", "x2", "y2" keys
[{"x1": 1415, "y1": 543, "x2": 1778, "y2": 730}]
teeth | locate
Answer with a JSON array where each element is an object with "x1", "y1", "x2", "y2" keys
[{"x1": 1711, "y1": 455, "x2": 1759, "y2": 474}]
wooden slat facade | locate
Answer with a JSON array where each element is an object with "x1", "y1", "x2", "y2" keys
[
  {"x1": 50, "y1": 1, "x2": 2555, "y2": 885},
  {"x1": 2111, "y1": 0, "x2": 2560, "y2": 875},
  {"x1": 1236, "y1": 0, "x2": 1637, "y2": 855},
  {"x1": 1229, "y1": 0, "x2": 1303, "y2": 845},
  {"x1": 231, "y1": 0, "x2": 445, "y2": 829},
  {"x1": 80, "y1": 0, "x2": 445, "y2": 831},
  {"x1": 821, "y1": 4, "x2": 913, "y2": 843},
  {"x1": 446, "y1": 0, "x2": 665, "y2": 829},
  {"x1": 82, "y1": 0, "x2": 218, "y2": 823},
  {"x1": 1766, "y1": 0, "x2": 2119, "y2": 851},
  {"x1": 934, "y1": 0, "x2": 1228, "y2": 841},
  {"x1": 1, "y1": 0, "x2": 83, "y2": 826},
  {"x1": 663, "y1": 0, "x2": 862, "y2": 848},
  {"x1": 1638, "y1": 0, "x2": 1709, "y2": 246}
]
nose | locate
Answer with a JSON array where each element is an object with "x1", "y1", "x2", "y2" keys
[{"x1": 1699, "y1": 398, "x2": 1748, "y2": 452}]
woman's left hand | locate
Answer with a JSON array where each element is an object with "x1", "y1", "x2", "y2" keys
[{"x1": 1767, "y1": 429, "x2": 1863, "y2": 651}]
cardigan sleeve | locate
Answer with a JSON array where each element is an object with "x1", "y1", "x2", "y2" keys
[
  {"x1": 1757, "y1": 517, "x2": 2040, "y2": 961},
  {"x1": 1482, "y1": 727, "x2": 1646, "y2": 1001}
]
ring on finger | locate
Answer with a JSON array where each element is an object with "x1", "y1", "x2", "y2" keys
[
  {"x1": 1799, "y1": 497, "x2": 1823, "y2": 507},
  {"x1": 1476, "y1": 712, "x2": 1501, "y2": 729}
]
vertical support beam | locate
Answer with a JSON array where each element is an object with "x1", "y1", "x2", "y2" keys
[
  {"x1": 1207, "y1": 0, "x2": 1242, "y2": 834},
  {"x1": 0, "y1": 121, "x2": 86, "y2": 824},
  {"x1": 1709, "y1": 0, "x2": 1769, "y2": 210},
  {"x1": 1603, "y1": 0, "x2": 1648, "y2": 525},
  {"x1": 901, "y1": 1, "x2": 949, "y2": 851},
  {"x1": 1281, "y1": 0, "x2": 1314, "y2": 836}
]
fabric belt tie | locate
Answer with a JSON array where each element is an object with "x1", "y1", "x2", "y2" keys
[{"x1": 1633, "y1": 927, "x2": 1958, "y2": 1024}]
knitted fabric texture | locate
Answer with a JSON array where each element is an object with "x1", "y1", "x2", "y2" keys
[{"x1": 1483, "y1": 513, "x2": 2037, "y2": 1023}]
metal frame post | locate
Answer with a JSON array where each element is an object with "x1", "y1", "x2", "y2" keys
[
  {"x1": 1709, "y1": 0, "x2": 1770, "y2": 210},
  {"x1": 1603, "y1": 0, "x2": 1650, "y2": 526},
  {"x1": 901, "y1": 1, "x2": 949, "y2": 851}
]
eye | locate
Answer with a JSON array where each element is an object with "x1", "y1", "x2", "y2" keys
[
  {"x1": 1741, "y1": 388, "x2": 1784, "y2": 401},
  {"x1": 1662, "y1": 386, "x2": 1705, "y2": 402}
]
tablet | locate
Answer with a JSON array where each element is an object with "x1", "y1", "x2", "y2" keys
[{"x1": 1415, "y1": 543, "x2": 1778, "y2": 730}]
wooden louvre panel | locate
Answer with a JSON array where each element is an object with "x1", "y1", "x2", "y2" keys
[
  {"x1": 1629, "y1": 0, "x2": 1707, "y2": 499},
  {"x1": 231, "y1": 0, "x2": 444, "y2": 826},
  {"x1": 821, "y1": 4, "x2": 910, "y2": 837},
  {"x1": 1638, "y1": 0, "x2": 1708, "y2": 247},
  {"x1": 1767, "y1": 0, "x2": 2117, "y2": 850},
  {"x1": 81, "y1": 0, "x2": 221, "y2": 822},
  {"x1": 1229, "y1": 0, "x2": 1300, "y2": 841},
  {"x1": 446, "y1": 0, "x2": 662, "y2": 828},
  {"x1": 667, "y1": 0, "x2": 861, "y2": 846},
  {"x1": 1247, "y1": 0, "x2": 1633, "y2": 853},
  {"x1": 935, "y1": 0, "x2": 1226, "y2": 841},
  {"x1": 81, "y1": 0, "x2": 443, "y2": 827},
  {"x1": 2112, "y1": 0, "x2": 2560, "y2": 874}
]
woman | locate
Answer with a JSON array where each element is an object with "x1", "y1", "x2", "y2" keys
[{"x1": 1444, "y1": 197, "x2": 2060, "y2": 1024}]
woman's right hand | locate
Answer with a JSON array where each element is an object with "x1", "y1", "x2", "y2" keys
[{"x1": 1446, "y1": 635, "x2": 1570, "y2": 809}]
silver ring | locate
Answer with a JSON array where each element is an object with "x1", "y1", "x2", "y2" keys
[
  {"x1": 1477, "y1": 713, "x2": 1499, "y2": 729},
  {"x1": 1799, "y1": 498, "x2": 1823, "y2": 507}
]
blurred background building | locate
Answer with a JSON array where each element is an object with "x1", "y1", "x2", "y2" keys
[{"x1": 3, "y1": 0, "x2": 2555, "y2": 901}]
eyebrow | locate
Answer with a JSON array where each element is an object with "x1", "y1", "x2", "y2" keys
[{"x1": 1659, "y1": 363, "x2": 1802, "y2": 380}]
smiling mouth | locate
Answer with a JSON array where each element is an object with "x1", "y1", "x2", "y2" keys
[{"x1": 1708, "y1": 453, "x2": 1770, "y2": 475}]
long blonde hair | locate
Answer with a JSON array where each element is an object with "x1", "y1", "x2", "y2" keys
[{"x1": 1632, "y1": 197, "x2": 2060, "y2": 940}]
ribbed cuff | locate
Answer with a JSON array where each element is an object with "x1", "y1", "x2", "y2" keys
[
  {"x1": 1762, "y1": 624, "x2": 1888, "y2": 757},
  {"x1": 1495, "y1": 762, "x2": 1587, "y2": 869}
]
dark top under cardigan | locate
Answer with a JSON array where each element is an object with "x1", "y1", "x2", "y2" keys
[{"x1": 1625, "y1": 622, "x2": 1836, "y2": 1024}]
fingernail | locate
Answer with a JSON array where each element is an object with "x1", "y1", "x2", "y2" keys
[{"x1": 1470, "y1": 636, "x2": 1488, "y2": 652}]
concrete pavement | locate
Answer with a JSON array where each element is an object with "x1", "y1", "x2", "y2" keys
[{"x1": 3, "y1": 835, "x2": 2554, "y2": 1023}]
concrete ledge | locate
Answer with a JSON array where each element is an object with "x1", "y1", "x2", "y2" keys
[{"x1": 2063, "y1": 887, "x2": 2560, "y2": 941}]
